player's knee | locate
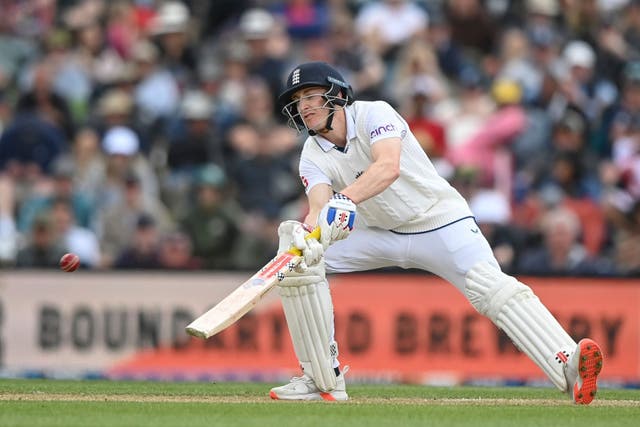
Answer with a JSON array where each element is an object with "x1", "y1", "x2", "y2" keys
[{"x1": 464, "y1": 261, "x2": 534, "y2": 322}]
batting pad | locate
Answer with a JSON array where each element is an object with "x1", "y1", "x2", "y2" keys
[
  {"x1": 278, "y1": 279, "x2": 338, "y2": 392},
  {"x1": 465, "y1": 261, "x2": 576, "y2": 391}
]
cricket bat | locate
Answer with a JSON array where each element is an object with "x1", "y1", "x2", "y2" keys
[{"x1": 186, "y1": 227, "x2": 321, "y2": 339}]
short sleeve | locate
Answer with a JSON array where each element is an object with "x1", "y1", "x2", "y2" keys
[
  {"x1": 364, "y1": 102, "x2": 406, "y2": 144},
  {"x1": 299, "y1": 156, "x2": 332, "y2": 194}
]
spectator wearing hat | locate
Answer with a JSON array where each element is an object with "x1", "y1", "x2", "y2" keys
[
  {"x1": 237, "y1": 8, "x2": 288, "y2": 109},
  {"x1": 556, "y1": 40, "x2": 617, "y2": 124},
  {"x1": 164, "y1": 90, "x2": 224, "y2": 217},
  {"x1": 131, "y1": 39, "x2": 180, "y2": 132},
  {"x1": 179, "y1": 164, "x2": 245, "y2": 269},
  {"x1": 99, "y1": 125, "x2": 159, "y2": 208},
  {"x1": 93, "y1": 89, "x2": 137, "y2": 137},
  {"x1": 149, "y1": 1, "x2": 198, "y2": 88}
]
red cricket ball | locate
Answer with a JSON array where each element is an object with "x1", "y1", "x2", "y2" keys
[{"x1": 60, "y1": 253, "x2": 80, "y2": 272}]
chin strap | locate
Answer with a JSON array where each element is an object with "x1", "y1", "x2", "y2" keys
[{"x1": 308, "y1": 103, "x2": 338, "y2": 136}]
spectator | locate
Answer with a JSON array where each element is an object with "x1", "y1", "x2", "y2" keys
[
  {"x1": 399, "y1": 75, "x2": 450, "y2": 177},
  {"x1": 49, "y1": 196, "x2": 101, "y2": 268},
  {"x1": 63, "y1": 126, "x2": 107, "y2": 204},
  {"x1": 158, "y1": 231, "x2": 201, "y2": 270},
  {"x1": 179, "y1": 164, "x2": 244, "y2": 269},
  {"x1": 131, "y1": 39, "x2": 180, "y2": 134},
  {"x1": 96, "y1": 125, "x2": 159, "y2": 211},
  {"x1": 149, "y1": 1, "x2": 198, "y2": 88},
  {"x1": 15, "y1": 214, "x2": 66, "y2": 269},
  {"x1": 237, "y1": 8, "x2": 288, "y2": 108},
  {"x1": 272, "y1": 0, "x2": 331, "y2": 40},
  {"x1": 17, "y1": 158, "x2": 93, "y2": 231},
  {"x1": 327, "y1": 10, "x2": 385, "y2": 101},
  {"x1": 469, "y1": 188, "x2": 528, "y2": 274},
  {"x1": 0, "y1": 175, "x2": 18, "y2": 265},
  {"x1": 16, "y1": 60, "x2": 75, "y2": 140},
  {"x1": 2, "y1": 2, "x2": 640, "y2": 276},
  {"x1": 449, "y1": 78, "x2": 527, "y2": 186},
  {"x1": 517, "y1": 207, "x2": 615, "y2": 276},
  {"x1": 611, "y1": 200, "x2": 640, "y2": 276},
  {"x1": 113, "y1": 213, "x2": 162, "y2": 269},
  {"x1": 444, "y1": 0, "x2": 497, "y2": 57},
  {"x1": 97, "y1": 170, "x2": 173, "y2": 268},
  {"x1": 354, "y1": 0, "x2": 428, "y2": 64}
]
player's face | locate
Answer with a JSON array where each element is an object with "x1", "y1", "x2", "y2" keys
[{"x1": 292, "y1": 87, "x2": 330, "y2": 131}]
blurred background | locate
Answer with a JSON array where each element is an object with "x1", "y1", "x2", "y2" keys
[{"x1": 0, "y1": 0, "x2": 639, "y2": 386}]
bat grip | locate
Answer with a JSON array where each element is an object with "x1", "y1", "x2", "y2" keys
[{"x1": 287, "y1": 227, "x2": 321, "y2": 256}]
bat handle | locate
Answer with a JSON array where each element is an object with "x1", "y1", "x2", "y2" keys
[{"x1": 287, "y1": 227, "x2": 321, "y2": 256}]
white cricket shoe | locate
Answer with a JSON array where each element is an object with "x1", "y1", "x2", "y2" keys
[
  {"x1": 564, "y1": 338, "x2": 603, "y2": 405},
  {"x1": 269, "y1": 368, "x2": 349, "y2": 401}
]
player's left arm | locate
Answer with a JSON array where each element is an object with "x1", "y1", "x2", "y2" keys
[{"x1": 339, "y1": 136, "x2": 401, "y2": 204}]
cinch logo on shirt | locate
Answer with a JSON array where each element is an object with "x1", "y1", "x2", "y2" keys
[{"x1": 370, "y1": 123, "x2": 396, "y2": 138}]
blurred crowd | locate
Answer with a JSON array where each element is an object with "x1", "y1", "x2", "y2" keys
[{"x1": 0, "y1": 0, "x2": 639, "y2": 276}]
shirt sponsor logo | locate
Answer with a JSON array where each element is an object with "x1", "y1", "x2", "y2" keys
[{"x1": 370, "y1": 123, "x2": 396, "y2": 138}]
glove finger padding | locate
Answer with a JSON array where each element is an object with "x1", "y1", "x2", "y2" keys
[
  {"x1": 277, "y1": 220, "x2": 301, "y2": 255},
  {"x1": 303, "y1": 236, "x2": 324, "y2": 267},
  {"x1": 318, "y1": 193, "x2": 356, "y2": 249}
]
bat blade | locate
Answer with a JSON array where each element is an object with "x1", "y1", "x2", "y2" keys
[{"x1": 186, "y1": 252, "x2": 301, "y2": 339}]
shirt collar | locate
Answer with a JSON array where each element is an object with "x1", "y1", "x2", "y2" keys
[{"x1": 312, "y1": 105, "x2": 356, "y2": 153}]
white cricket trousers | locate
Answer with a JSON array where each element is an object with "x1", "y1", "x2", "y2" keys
[{"x1": 324, "y1": 216, "x2": 498, "y2": 294}]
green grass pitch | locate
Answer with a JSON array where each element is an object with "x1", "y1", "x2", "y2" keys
[{"x1": 1, "y1": 379, "x2": 639, "y2": 427}]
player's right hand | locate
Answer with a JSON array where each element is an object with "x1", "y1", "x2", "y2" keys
[{"x1": 317, "y1": 193, "x2": 356, "y2": 249}]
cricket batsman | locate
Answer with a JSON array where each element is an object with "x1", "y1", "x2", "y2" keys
[{"x1": 269, "y1": 62, "x2": 603, "y2": 403}]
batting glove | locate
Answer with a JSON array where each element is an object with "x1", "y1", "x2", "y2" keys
[
  {"x1": 277, "y1": 220, "x2": 324, "y2": 271},
  {"x1": 317, "y1": 193, "x2": 357, "y2": 250}
]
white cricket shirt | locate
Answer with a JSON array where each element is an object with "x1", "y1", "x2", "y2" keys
[{"x1": 299, "y1": 100, "x2": 473, "y2": 233}]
